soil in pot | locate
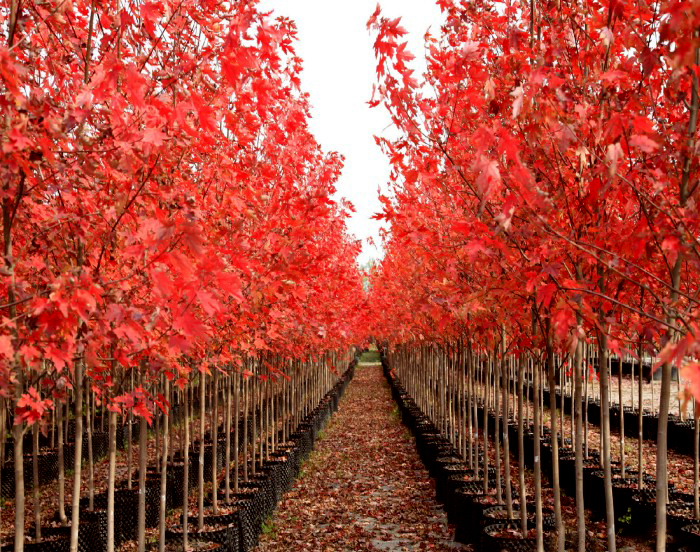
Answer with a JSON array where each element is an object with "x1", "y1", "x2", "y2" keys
[{"x1": 680, "y1": 523, "x2": 700, "y2": 549}]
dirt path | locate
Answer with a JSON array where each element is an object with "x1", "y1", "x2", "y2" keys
[{"x1": 256, "y1": 358, "x2": 467, "y2": 551}]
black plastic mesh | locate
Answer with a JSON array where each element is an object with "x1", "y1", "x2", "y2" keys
[{"x1": 114, "y1": 488, "x2": 138, "y2": 544}]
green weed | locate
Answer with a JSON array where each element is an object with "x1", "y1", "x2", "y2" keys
[{"x1": 261, "y1": 518, "x2": 277, "y2": 538}]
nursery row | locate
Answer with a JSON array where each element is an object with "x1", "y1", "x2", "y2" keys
[
  {"x1": 381, "y1": 344, "x2": 700, "y2": 552},
  {"x1": 366, "y1": 1, "x2": 700, "y2": 550},
  {"x1": 0, "y1": 1, "x2": 367, "y2": 550},
  {"x1": 2, "y1": 354, "x2": 358, "y2": 552}
]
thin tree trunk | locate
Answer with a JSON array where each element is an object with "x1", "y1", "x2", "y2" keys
[
  {"x1": 127, "y1": 371, "x2": 133, "y2": 490},
  {"x1": 574, "y1": 339, "x2": 585, "y2": 552},
  {"x1": 137, "y1": 399, "x2": 147, "y2": 552},
  {"x1": 12, "y1": 415, "x2": 24, "y2": 552},
  {"x1": 107, "y1": 409, "x2": 117, "y2": 552},
  {"x1": 518, "y1": 356, "x2": 527, "y2": 535},
  {"x1": 198, "y1": 370, "x2": 205, "y2": 530},
  {"x1": 182, "y1": 378, "x2": 189, "y2": 552},
  {"x1": 225, "y1": 372, "x2": 231, "y2": 503},
  {"x1": 243, "y1": 371, "x2": 248, "y2": 483},
  {"x1": 159, "y1": 379, "x2": 169, "y2": 552},
  {"x1": 32, "y1": 425, "x2": 41, "y2": 541},
  {"x1": 502, "y1": 344, "x2": 513, "y2": 518},
  {"x1": 546, "y1": 323, "x2": 564, "y2": 552},
  {"x1": 533, "y1": 353, "x2": 544, "y2": 552},
  {"x1": 69, "y1": 356, "x2": 84, "y2": 552},
  {"x1": 619, "y1": 356, "x2": 625, "y2": 478},
  {"x1": 584, "y1": 343, "x2": 589, "y2": 457},
  {"x1": 467, "y1": 341, "x2": 474, "y2": 471},
  {"x1": 694, "y1": 402, "x2": 699, "y2": 520},
  {"x1": 483, "y1": 353, "x2": 490, "y2": 495},
  {"x1": 234, "y1": 372, "x2": 240, "y2": 493},
  {"x1": 87, "y1": 379, "x2": 94, "y2": 510},
  {"x1": 599, "y1": 330, "x2": 616, "y2": 552},
  {"x1": 212, "y1": 368, "x2": 219, "y2": 514},
  {"x1": 638, "y1": 327, "x2": 644, "y2": 490},
  {"x1": 494, "y1": 348, "x2": 502, "y2": 504},
  {"x1": 58, "y1": 400, "x2": 67, "y2": 525}
]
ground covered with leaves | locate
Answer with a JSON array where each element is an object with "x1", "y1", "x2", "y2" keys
[{"x1": 256, "y1": 360, "x2": 467, "y2": 551}]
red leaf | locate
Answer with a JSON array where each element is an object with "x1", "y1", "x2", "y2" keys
[{"x1": 629, "y1": 134, "x2": 658, "y2": 153}]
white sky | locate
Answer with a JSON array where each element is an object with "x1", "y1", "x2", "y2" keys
[{"x1": 258, "y1": 1, "x2": 444, "y2": 266}]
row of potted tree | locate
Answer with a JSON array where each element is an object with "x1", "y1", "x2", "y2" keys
[
  {"x1": 0, "y1": 1, "x2": 366, "y2": 551},
  {"x1": 366, "y1": 0, "x2": 700, "y2": 551}
]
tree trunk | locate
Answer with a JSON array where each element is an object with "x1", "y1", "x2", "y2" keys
[
  {"x1": 599, "y1": 330, "x2": 616, "y2": 552},
  {"x1": 494, "y1": 347, "x2": 502, "y2": 504},
  {"x1": 32, "y1": 425, "x2": 41, "y2": 541},
  {"x1": 242, "y1": 371, "x2": 248, "y2": 483},
  {"x1": 234, "y1": 372, "x2": 239, "y2": 493},
  {"x1": 483, "y1": 353, "x2": 490, "y2": 495},
  {"x1": 137, "y1": 403, "x2": 147, "y2": 552},
  {"x1": 619, "y1": 356, "x2": 625, "y2": 478},
  {"x1": 584, "y1": 343, "x2": 589, "y2": 457},
  {"x1": 182, "y1": 378, "x2": 190, "y2": 552},
  {"x1": 198, "y1": 370, "x2": 205, "y2": 530},
  {"x1": 107, "y1": 409, "x2": 117, "y2": 552},
  {"x1": 159, "y1": 378, "x2": 169, "y2": 552},
  {"x1": 502, "y1": 345, "x2": 513, "y2": 518},
  {"x1": 533, "y1": 354, "x2": 544, "y2": 552},
  {"x1": 638, "y1": 327, "x2": 644, "y2": 491},
  {"x1": 127, "y1": 371, "x2": 133, "y2": 490},
  {"x1": 467, "y1": 341, "x2": 474, "y2": 471},
  {"x1": 58, "y1": 400, "x2": 67, "y2": 525},
  {"x1": 574, "y1": 339, "x2": 585, "y2": 552},
  {"x1": 694, "y1": 403, "x2": 699, "y2": 520},
  {"x1": 13, "y1": 415, "x2": 24, "y2": 552},
  {"x1": 69, "y1": 357, "x2": 84, "y2": 552},
  {"x1": 546, "y1": 324, "x2": 564, "y2": 552},
  {"x1": 212, "y1": 368, "x2": 219, "y2": 514},
  {"x1": 517, "y1": 356, "x2": 527, "y2": 535},
  {"x1": 87, "y1": 380, "x2": 94, "y2": 510},
  {"x1": 225, "y1": 372, "x2": 232, "y2": 503}
]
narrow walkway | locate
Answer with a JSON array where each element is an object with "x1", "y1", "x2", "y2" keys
[{"x1": 257, "y1": 358, "x2": 467, "y2": 551}]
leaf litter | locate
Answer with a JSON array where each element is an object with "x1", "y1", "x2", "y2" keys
[{"x1": 256, "y1": 362, "x2": 469, "y2": 551}]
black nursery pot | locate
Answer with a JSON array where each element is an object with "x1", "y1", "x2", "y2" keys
[
  {"x1": 481, "y1": 522, "x2": 536, "y2": 552},
  {"x1": 438, "y1": 463, "x2": 471, "y2": 509},
  {"x1": 165, "y1": 462, "x2": 186, "y2": 509},
  {"x1": 558, "y1": 454, "x2": 600, "y2": 493},
  {"x1": 179, "y1": 506, "x2": 242, "y2": 551},
  {"x1": 82, "y1": 509, "x2": 108, "y2": 552},
  {"x1": 453, "y1": 481, "x2": 490, "y2": 544},
  {"x1": 630, "y1": 489, "x2": 656, "y2": 531},
  {"x1": 481, "y1": 522, "x2": 557, "y2": 552},
  {"x1": 667, "y1": 502, "x2": 698, "y2": 539},
  {"x1": 468, "y1": 491, "x2": 519, "y2": 548},
  {"x1": 445, "y1": 472, "x2": 485, "y2": 523},
  {"x1": 36, "y1": 450, "x2": 59, "y2": 486},
  {"x1": 680, "y1": 523, "x2": 700, "y2": 549},
  {"x1": 165, "y1": 523, "x2": 233, "y2": 550},
  {"x1": 622, "y1": 479, "x2": 656, "y2": 516},
  {"x1": 588, "y1": 468, "x2": 651, "y2": 520},
  {"x1": 144, "y1": 476, "x2": 162, "y2": 528},
  {"x1": 481, "y1": 505, "x2": 521, "y2": 532},
  {"x1": 113, "y1": 487, "x2": 139, "y2": 544},
  {"x1": 41, "y1": 510, "x2": 106, "y2": 552},
  {"x1": 523, "y1": 504, "x2": 556, "y2": 532},
  {"x1": 433, "y1": 456, "x2": 464, "y2": 502},
  {"x1": 642, "y1": 412, "x2": 659, "y2": 440},
  {"x1": 0, "y1": 534, "x2": 71, "y2": 552}
]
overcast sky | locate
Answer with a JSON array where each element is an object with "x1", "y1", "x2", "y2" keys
[{"x1": 258, "y1": 1, "x2": 444, "y2": 266}]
